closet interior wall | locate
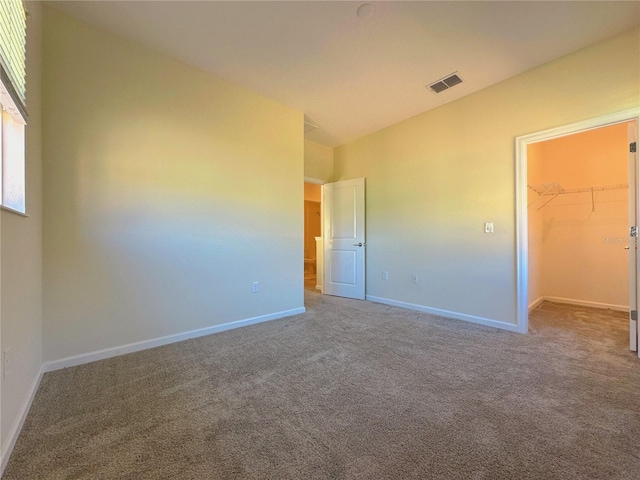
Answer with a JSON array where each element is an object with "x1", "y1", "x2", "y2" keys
[{"x1": 528, "y1": 122, "x2": 631, "y2": 311}]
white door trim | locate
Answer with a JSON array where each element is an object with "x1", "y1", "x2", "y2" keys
[
  {"x1": 304, "y1": 176, "x2": 326, "y2": 185},
  {"x1": 515, "y1": 108, "x2": 640, "y2": 334}
]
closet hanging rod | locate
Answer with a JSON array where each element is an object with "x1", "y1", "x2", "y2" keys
[
  {"x1": 527, "y1": 183, "x2": 628, "y2": 211},
  {"x1": 528, "y1": 183, "x2": 628, "y2": 195},
  {"x1": 546, "y1": 183, "x2": 628, "y2": 195}
]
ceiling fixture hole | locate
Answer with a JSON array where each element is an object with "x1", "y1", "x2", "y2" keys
[{"x1": 357, "y1": 3, "x2": 375, "y2": 20}]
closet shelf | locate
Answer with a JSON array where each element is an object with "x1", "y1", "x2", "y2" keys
[
  {"x1": 528, "y1": 182, "x2": 628, "y2": 211},
  {"x1": 527, "y1": 183, "x2": 565, "y2": 210}
]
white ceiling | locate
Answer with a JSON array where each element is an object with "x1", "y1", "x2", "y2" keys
[{"x1": 50, "y1": 1, "x2": 640, "y2": 147}]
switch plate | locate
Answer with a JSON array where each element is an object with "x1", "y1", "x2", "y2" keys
[
  {"x1": 484, "y1": 222, "x2": 494, "y2": 233},
  {"x1": 382, "y1": 271, "x2": 389, "y2": 281},
  {"x1": 252, "y1": 281, "x2": 260, "y2": 293},
  {"x1": 412, "y1": 274, "x2": 419, "y2": 284}
]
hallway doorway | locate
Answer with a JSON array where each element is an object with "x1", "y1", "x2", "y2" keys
[{"x1": 304, "y1": 182, "x2": 322, "y2": 292}]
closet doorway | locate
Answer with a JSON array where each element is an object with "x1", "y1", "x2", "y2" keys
[
  {"x1": 527, "y1": 122, "x2": 633, "y2": 314},
  {"x1": 304, "y1": 182, "x2": 322, "y2": 292},
  {"x1": 516, "y1": 109, "x2": 640, "y2": 357}
]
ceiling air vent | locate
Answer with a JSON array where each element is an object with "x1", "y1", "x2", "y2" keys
[{"x1": 428, "y1": 73, "x2": 463, "y2": 94}]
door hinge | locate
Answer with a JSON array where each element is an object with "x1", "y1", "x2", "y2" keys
[
  {"x1": 632, "y1": 310, "x2": 638, "y2": 321},
  {"x1": 631, "y1": 226, "x2": 638, "y2": 237},
  {"x1": 631, "y1": 142, "x2": 637, "y2": 153}
]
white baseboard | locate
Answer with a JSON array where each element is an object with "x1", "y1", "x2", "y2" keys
[
  {"x1": 1, "y1": 365, "x2": 45, "y2": 476},
  {"x1": 365, "y1": 295, "x2": 520, "y2": 333},
  {"x1": 528, "y1": 297, "x2": 545, "y2": 312},
  {"x1": 1, "y1": 306, "x2": 305, "y2": 474},
  {"x1": 43, "y1": 307, "x2": 306, "y2": 373},
  {"x1": 542, "y1": 296, "x2": 628, "y2": 312}
]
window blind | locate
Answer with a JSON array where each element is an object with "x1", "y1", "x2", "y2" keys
[{"x1": 0, "y1": 0, "x2": 26, "y2": 122}]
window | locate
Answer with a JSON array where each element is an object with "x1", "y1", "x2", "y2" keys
[{"x1": 0, "y1": 0, "x2": 27, "y2": 214}]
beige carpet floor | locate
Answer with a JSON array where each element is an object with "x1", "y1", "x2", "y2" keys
[{"x1": 3, "y1": 294, "x2": 639, "y2": 479}]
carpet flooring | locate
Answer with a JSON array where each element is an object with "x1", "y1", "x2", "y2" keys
[{"x1": 3, "y1": 295, "x2": 639, "y2": 479}]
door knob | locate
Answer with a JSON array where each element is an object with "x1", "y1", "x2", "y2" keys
[
  {"x1": 353, "y1": 242, "x2": 366, "y2": 247},
  {"x1": 625, "y1": 246, "x2": 630, "y2": 250}
]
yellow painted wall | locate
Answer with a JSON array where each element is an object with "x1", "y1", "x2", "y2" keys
[
  {"x1": 334, "y1": 28, "x2": 639, "y2": 325},
  {"x1": 535, "y1": 123, "x2": 630, "y2": 308},
  {"x1": 1, "y1": 1, "x2": 43, "y2": 461},
  {"x1": 304, "y1": 139, "x2": 333, "y2": 182},
  {"x1": 42, "y1": 7, "x2": 304, "y2": 361}
]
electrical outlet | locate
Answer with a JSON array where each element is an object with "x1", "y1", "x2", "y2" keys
[
  {"x1": 382, "y1": 271, "x2": 389, "y2": 281},
  {"x1": 412, "y1": 274, "x2": 419, "y2": 284},
  {"x1": 484, "y1": 222, "x2": 494, "y2": 233},
  {"x1": 252, "y1": 281, "x2": 260, "y2": 293},
  {"x1": 2, "y1": 350, "x2": 10, "y2": 380}
]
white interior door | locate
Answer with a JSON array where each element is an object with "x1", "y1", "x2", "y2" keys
[
  {"x1": 629, "y1": 121, "x2": 639, "y2": 353},
  {"x1": 322, "y1": 178, "x2": 365, "y2": 299}
]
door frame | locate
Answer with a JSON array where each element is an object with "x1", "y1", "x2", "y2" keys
[
  {"x1": 515, "y1": 108, "x2": 640, "y2": 334},
  {"x1": 304, "y1": 177, "x2": 326, "y2": 185}
]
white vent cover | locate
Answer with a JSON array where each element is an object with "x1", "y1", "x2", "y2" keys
[
  {"x1": 304, "y1": 121, "x2": 318, "y2": 134},
  {"x1": 427, "y1": 73, "x2": 463, "y2": 94}
]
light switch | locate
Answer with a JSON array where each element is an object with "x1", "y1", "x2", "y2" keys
[{"x1": 484, "y1": 222, "x2": 494, "y2": 233}]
